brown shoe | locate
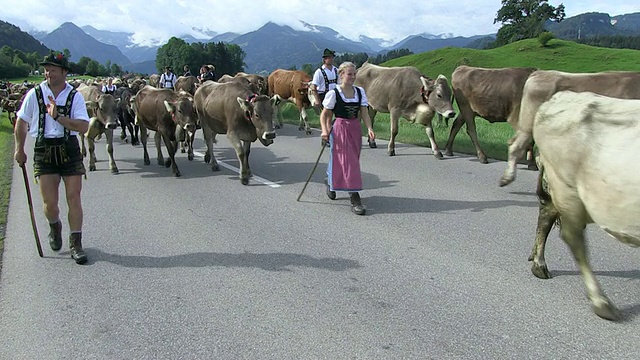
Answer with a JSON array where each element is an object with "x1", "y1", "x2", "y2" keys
[
  {"x1": 69, "y1": 233, "x2": 88, "y2": 264},
  {"x1": 48, "y1": 221, "x2": 62, "y2": 251}
]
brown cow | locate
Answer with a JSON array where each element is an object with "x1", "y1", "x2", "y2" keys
[
  {"x1": 267, "y1": 69, "x2": 314, "y2": 134},
  {"x1": 194, "y1": 81, "x2": 277, "y2": 185},
  {"x1": 445, "y1": 65, "x2": 537, "y2": 164},
  {"x1": 77, "y1": 83, "x2": 120, "y2": 173},
  {"x1": 500, "y1": 70, "x2": 640, "y2": 187},
  {"x1": 235, "y1": 72, "x2": 268, "y2": 95},
  {"x1": 174, "y1": 75, "x2": 199, "y2": 95},
  {"x1": 354, "y1": 62, "x2": 455, "y2": 157},
  {"x1": 130, "y1": 86, "x2": 197, "y2": 177}
]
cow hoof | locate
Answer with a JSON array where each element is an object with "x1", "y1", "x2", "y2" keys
[
  {"x1": 89, "y1": 165, "x2": 96, "y2": 172},
  {"x1": 305, "y1": 129, "x2": 312, "y2": 135},
  {"x1": 479, "y1": 157, "x2": 489, "y2": 164},
  {"x1": 531, "y1": 263, "x2": 551, "y2": 279},
  {"x1": 298, "y1": 126, "x2": 304, "y2": 131},
  {"x1": 369, "y1": 141, "x2": 377, "y2": 149},
  {"x1": 124, "y1": 138, "x2": 129, "y2": 144},
  {"x1": 157, "y1": 159, "x2": 164, "y2": 166},
  {"x1": 111, "y1": 168, "x2": 119, "y2": 174},
  {"x1": 274, "y1": 124, "x2": 281, "y2": 129},
  {"x1": 445, "y1": 149, "x2": 454, "y2": 157},
  {"x1": 388, "y1": 149, "x2": 395, "y2": 156},
  {"x1": 144, "y1": 159, "x2": 150, "y2": 166},
  {"x1": 188, "y1": 154, "x2": 194, "y2": 161},
  {"x1": 181, "y1": 148, "x2": 186, "y2": 153},
  {"x1": 204, "y1": 154, "x2": 211, "y2": 163},
  {"x1": 120, "y1": 133, "x2": 126, "y2": 140},
  {"x1": 132, "y1": 140, "x2": 139, "y2": 146},
  {"x1": 211, "y1": 164, "x2": 220, "y2": 172},
  {"x1": 174, "y1": 171, "x2": 181, "y2": 177},
  {"x1": 434, "y1": 152, "x2": 444, "y2": 160},
  {"x1": 593, "y1": 302, "x2": 620, "y2": 321},
  {"x1": 528, "y1": 163, "x2": 539, "y2": 171},
  {"x1": 241, "y1": 178, "x2": 249, "y2": 185},
  {"x1": 164, "y1": 159, "x2": 172, "y2": 168},
  {"x1": 499, "y1": 175, "x2": 514, "y2": 187}
]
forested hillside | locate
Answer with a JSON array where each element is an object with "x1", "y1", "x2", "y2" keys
[{"x1": 0, "y1": 20, "x2": 49, "y2": 55}]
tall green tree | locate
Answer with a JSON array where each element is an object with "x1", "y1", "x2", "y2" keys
[{"x1": 494, "y1": 0, "x2": 565, "y2": 46}]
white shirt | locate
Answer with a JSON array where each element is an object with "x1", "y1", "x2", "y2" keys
[
  {"x1": 322, "y1": 85, "x2": 369, "y2": 110},
  {"x1": 159, "y1": 72, "x2": 176, "y2": 88},
  {"x1": 312, "y1": 65, "x2": 339, "y2": 93},
  {"x1": 17, "y1": 81, "x2": 90, "y2": 138},
  {"x1": 102, "y1": 84, "x2": 116, "y2": 93}
]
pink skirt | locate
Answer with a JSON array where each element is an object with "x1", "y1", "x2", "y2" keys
[{"x1": 327, "y1": 117, "x2": 362, "y2": 192}]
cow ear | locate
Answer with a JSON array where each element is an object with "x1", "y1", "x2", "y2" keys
[
  {"x1": 420, "y1": 76, "x2": 435, "y2": 92},
  {"x1": 85, "y1": 100, "x2": 97, "y2": 111},
  {"x1": 163, "y1": 100, "x2": 175, "y2": 113},
  {"x1": 271, "y1": 94, "x2": 282, "y2": 106},
  {"x1": 236, "y1": 97, "x2": 252, "y2": 112}
]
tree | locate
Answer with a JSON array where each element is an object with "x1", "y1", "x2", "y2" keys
[{"x1": 494, "y1": 0, "x2": 565, "y2": 46}]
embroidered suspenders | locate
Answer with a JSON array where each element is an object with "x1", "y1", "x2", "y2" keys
[
  {"x1": 320, "y1": 67, "x2": 338, "y2": 92},
  {"x1": 34, "y1": 86, "x2": 77, "y2": 143}
]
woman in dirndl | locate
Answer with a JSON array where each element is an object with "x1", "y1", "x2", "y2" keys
[{"x1": 320, "y1": 61, "x2": 375, "y2": 215}]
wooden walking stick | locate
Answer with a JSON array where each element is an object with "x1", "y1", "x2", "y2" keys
[
  {"x1": 21, "y1": 165, "x2": 43, "y2": 257},
  {"x1": 297, "y1": 129, "x2": 332, "y2": 202}
]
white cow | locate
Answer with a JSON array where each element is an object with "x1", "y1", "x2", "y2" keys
[{"x1": 533, "y1": 90, "x2": 640, "y2": 321}]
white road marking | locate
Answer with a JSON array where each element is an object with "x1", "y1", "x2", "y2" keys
[{"x1": 192, "y1": 151, "x2": 281, "y2": 188}]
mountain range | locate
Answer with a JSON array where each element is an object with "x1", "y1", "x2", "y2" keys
[{"x1": 3, "y1": 12, "x2": 639, "y2": 75}]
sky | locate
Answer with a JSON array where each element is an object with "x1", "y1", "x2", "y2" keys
[{"x1": 2, "y1": 1, "x2": 639, "y2": 47}]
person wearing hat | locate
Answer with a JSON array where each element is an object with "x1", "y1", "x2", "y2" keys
[
  {"x1": 310, "y1": 48, "x2": 339, "y2": 111},
  {"x1": 14, "y1": 51, "x2": 91, "y2": 264},
  {"x1": 159, "y1": 66, "x2": 177, "y2": 89}
]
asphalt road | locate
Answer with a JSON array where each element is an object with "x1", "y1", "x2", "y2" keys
[{"x1": 1, "y1": 124, "x2": 639, "y2": 359}]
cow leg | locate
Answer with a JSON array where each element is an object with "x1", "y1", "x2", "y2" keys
[
  {"x1": 367, "y1": 108, "x2": 377, "y2": 148},
  {"x1": 187, "y1": 131, "x2": 195, "y2": 161},
  {"x1": 140, "y1": 124, "x2": 150, "y2": 166},
  {"x1": 80, "y1": 133, "x2": 87, "y2": 158},
  {"x1": 388, "y1": 110, "x2": 401, "y2": 156},
  {"x1": 105, "y1": 128, "x2": 118, "y2": 174},
  {"x1": 87, "y1": 136, "x2": 97, "y2": 172},
  {"x1": 424, "y1": 117, "x2": 443, "y2": 159},
  {"x1": 299, "y1": 107, "x2": 311, "y2": 135},
  {"x1": 500, "y1": 130, "x2": 532, "y2": 187},
  {"x1": 132, "y1": 124, "x2": 140, "y2": 146},
  {"x1": 161, "y1": 134, "x2": 181, "y2": 177},
  {"x1": 528, "y1": 200, "x2": 558, "y2": 279},
  {"x1": 560, "y1": 220, "x2": 619, "y2": 321},
  {"x1": 526, "y1": 143, "x2": 538, "y2": 170},
  {"x1": 229, "y1": 135, "x2": 249, "y2": 184},
  {"x1": 272, "y1": 103, "x2": 282, "y2": 129},
  {"x1": 154, "y1": 131, "x2": 165, "y2": 166},
  {"x1": 202, "y1": 125, "x2": 219, "y2": 171}
]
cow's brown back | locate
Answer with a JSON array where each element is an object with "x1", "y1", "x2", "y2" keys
[
  {"x1": 452, "y1": 65, "x2": 536, "y2": 126},
  {"x1": 355, "y1": 62, "x2": 423, "y2": 113},
  {"x1": 268, "y1": 69, "x2": 311, "y2": 105}
]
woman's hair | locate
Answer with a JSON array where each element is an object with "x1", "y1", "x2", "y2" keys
[{"x1": 338, "y1": 61, "x2": 356, "y2": 75}]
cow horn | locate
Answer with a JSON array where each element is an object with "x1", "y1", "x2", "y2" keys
[{"x1": 163, "y1": 100, "x2": 174, "y2": 113}]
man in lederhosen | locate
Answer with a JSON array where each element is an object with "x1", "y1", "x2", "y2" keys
[
  {"x1": 310, "y1": 48, "x2": 339, "y2": 111},
  {"x1": 14, "y1": 51, "x2": 91, "y2": 264}
]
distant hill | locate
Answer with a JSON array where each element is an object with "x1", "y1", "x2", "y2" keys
[
  {"x1": 390, "y1": 34, "x2": 490, "y2": 52},
  {"x1": 0, "y1": 20, "x2": 49, "y2": 55},
  {"x1": 230, "y1": 22, "x2": 372, "y2": 73},
  {"x1": 41, "y1": 22, "x2": 131, "y2": 66},
  {"x1": 612, "y1": 13, "x2": 640, "y2": 32},
  {"x1": 545, "y1": 12, "x2": 640, "y2": 40},
  {"x1": 385, "y1": 38, "x2": 640, "y2": 80}
]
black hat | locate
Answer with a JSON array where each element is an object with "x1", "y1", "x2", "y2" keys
[
  {"x1": 39, "y1": 51, "x2": 71, "y2": 71},
  {"x1": 165, "y1": 66, "x2": 173, "y2": 71},
  {"x1": 322, "y1": 48, "x2": 336, "y2": 58}
]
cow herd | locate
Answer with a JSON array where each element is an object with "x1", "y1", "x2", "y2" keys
[{"x1": 5, "y1": 63, "x2": 638, "y2": 321}]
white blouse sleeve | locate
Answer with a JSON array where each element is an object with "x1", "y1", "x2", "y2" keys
[
  {"x1": 322, "y1": 89, "x2": 337, "y2": 110},
  {"x1": 357, "y1": 86, "x2": 369, "y2": 107}
]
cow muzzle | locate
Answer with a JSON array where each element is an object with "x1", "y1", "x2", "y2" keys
[
  {"x1": 262, "y1": 131, "x2": 276, "y2": 140},
  {"x1": 442, "y1": 110, "x2": 456, "y2": 119},
  {"x1": 106, "y1": 121, "x2": 118, "y2": 129}
]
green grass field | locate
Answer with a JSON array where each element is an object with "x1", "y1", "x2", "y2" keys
[
  {"x1": 0, "y1": 112, "x2": 14, "y2": 256},
  {"x1": 280, "y1": 38, "x2": 640, "y2": 161}
]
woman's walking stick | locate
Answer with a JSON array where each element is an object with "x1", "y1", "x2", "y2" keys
[
  {"x1": 297, "y1": 137, "x2": 330, "y2": 202},
  {"x1": 21, "y1": 165, "x2": 43, "y2": 257}
]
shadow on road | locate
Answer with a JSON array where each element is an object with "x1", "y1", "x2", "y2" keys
[
  {"x1": 86, "y1": 249, "x2": 362, "y2": 272},
  {"x1": 365, "y1": 195, "x2": 538, "y2": 214}
]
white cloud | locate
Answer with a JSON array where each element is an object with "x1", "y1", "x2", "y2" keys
[{"x1": 2, "y1": 0, "x2": 637, "y2": 46}]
